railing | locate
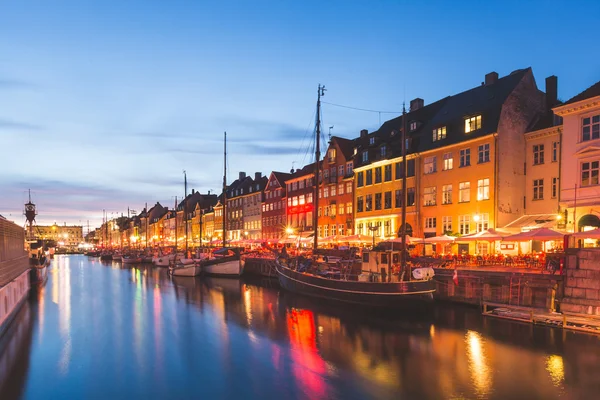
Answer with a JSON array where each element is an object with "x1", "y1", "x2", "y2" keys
[{"x1": 0, "y1": 218, "x2": 26, "y2": 263}]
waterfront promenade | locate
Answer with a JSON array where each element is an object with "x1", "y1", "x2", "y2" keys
[{"x1": 1, "y1": 254, "x2": 599, "y2": 399}]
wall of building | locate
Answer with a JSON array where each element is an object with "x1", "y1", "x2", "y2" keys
[
  {"x1": 524, "y1": 127, "x2": 561, "y2": 215},
  {"x1": 0, "y1": 270, "x2": 29, "y2": 337},
  {"x1": 563, "y1": 249, "x2": 600, "y2": 315}
]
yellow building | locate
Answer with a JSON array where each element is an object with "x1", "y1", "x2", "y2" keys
[
  {"x1": 36, "y1": 223, "x2": 84, "y2": 247},
  {"x1": 354, "y1": 69, "x2": 547, "y2": 253}
]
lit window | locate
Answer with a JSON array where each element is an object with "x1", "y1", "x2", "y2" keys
[
  {"x1": 331, "y1": 185, "x2": 336, "y2": 196},
  {"x1": 533, "y1": 179, "x2": 544, "y2": 200},
  {"x1": 582, "y1": 115, "x2": 600, "y2": 142},
  {"x1": 328, "y1": 149, "x2": 336, "y2": 162},
  {"x1": 346, "y1": 182, "x2": 352, "y2": 193},
  {"x1": 346, "y1": 202, "x2": 352, "y2": 214},
  {"x1": 443, "y1": 152, "x2": 453, "y2": 170},
  {"x1": 465, "y1": 115, "x2": 482, "y2": 133},
  {"x1": 442, "y1": 216, "x2": 452, "y2": 233},
  {"x1": 424, "y1": 186, "x2": 436, "y2": 206},
  {"x1": 424, "y1": 156, "x2": 437, "y2": 174},
  {"x1": 323, "y1": 187, "x2": 329, "y2": 198},
  {"x1": 442, "y1": 184, "x2": 452, "y2": 205},
  {"x1": 475, "y1": 213, "x2": 489, "y2": 233},
  {"x1": 433, "y1": 126, "x2": 446, "y2": 142},
  {"x1": 552, "y1": 142, "x2": 559, "y2": 162},
  {"x1": 299, "y1": 195, "x2": 305, "y2": 205},
  {"x1": 478, "y1": 143, "x2": 490, "y2": 163},
  {"x1": 459, "y1": 215, "x2": 471, "y2": 235},
  {"x1": 477, "y1": 178, "x2": 490, "y2": 200},
  {"x1": 581, "y1": 161, "x2": 599, "y2": 186},
  {"x1": 338, "y1": 183, "x2": 344, "y2": 195},
  {"x1": 460, "y1": 149, "x2": 471, "y2": 167},
  {"x1": 459, "y1": 181, "x2": 471, "y2": 203},
  {"x1": 425, "y1": 217, "x2": 436, "y2": 230},
  {"x1": 338, "y1": 204, "x2": 344, "y2": 215},
  {"x1": 533, "y1": 144, "x2": 545, "y2": 165}
]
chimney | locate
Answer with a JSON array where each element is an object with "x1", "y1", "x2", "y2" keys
[
  {"x1": 485, "y1": 72, "x2": 498, "y2": 86},
  {"x1": 410, "y1": 98, "x2": 424, "y2": 111},
  {"x1": 546, "y1": 75, "x2": 558, "y2": 110},
  {"x1": 360, "y1": 129, "x2": 368, "y2": 138},
  {"x1": 191, "y1": 189, "x2": 195, "y2": 194},
  {"x1": 255, "y1": 172, "x2": 261, "y2": 181},
  {"x1": 239, "y1": 172, "x2": 246, "y2": 180}
]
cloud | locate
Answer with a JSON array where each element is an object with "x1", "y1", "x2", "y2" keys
[
  {"x1": 0, "y1": 78, "x2": 37, "y2": 90},
  {"x1": 244, "y1": 144, "x2": 301, "y2": 155},
  {"x1": 0, "y1": 119, "x2": 43, "y2": 131}
]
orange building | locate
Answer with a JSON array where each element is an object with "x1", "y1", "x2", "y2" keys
[{"x1": 317, "y1": 136, "x2": 355, "y2": 238}]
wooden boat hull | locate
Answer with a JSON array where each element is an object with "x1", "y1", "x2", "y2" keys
[
  {"x1": 202, "y1": 258, "x2": 243, "y2": 277},
  {"x1": 275, "y1": 262, "x2": 435, "y2": 307},
  {"x1": 122, "y1": 258, "x2": 142, "y2": 264},
  {"x1": 170, "y1": 264, "x2": 201, "y2": 277}
]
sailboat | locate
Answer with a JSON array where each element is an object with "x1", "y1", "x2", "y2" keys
[
  {"x1": 200, "y1": 131, "x2": 244, "y2": 277},
  {"x1": 274, "y1": 85, "x2": 435, "y2": 307}
]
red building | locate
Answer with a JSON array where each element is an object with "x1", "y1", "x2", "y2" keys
[
  {"x1": 262, "y1": 171, "x2": 292, "y2": 240},
  {"x1": 284, "y1": 163, "x2": 317, "y2": 235}
]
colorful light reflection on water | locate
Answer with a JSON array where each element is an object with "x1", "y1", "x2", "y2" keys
[{"x1": 1, "y1": 255, "x2": 599, "y2": 400}]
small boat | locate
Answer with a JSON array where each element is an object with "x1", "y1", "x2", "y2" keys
[
  {"x1": 201, "y1": 248, "x2": 244, "y2": 277},
  {"x1": 122, "y1": 255, "x2": 142, "y2": 264},
  {"x1": 153, "y1": 253, "x2": 174, "y2": 267},
  {"x1": 100, "y1": 252, "x2": 112, "y2": 261},
  {"x1": 112, "y1": 252, "x2": 122, "y2": 261},
  {"x1": 169, "y1": 261, "x2": 202, "y2": 277}
]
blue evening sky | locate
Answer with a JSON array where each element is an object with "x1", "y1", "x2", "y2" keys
[{"x1": 1, "y1": 0, "x2": 599, "y2": 229}]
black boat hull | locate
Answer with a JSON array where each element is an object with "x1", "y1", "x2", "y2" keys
[{"x1": 275, "y1": 263, "x2": 434, "y2": 307}]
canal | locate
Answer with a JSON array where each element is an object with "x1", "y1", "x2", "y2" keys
[{"x1": 1, "y1": 255, "x2": 599, "y2": 400}]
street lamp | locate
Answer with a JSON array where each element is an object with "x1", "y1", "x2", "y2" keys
[
  {"x1": 285, "y1": 226, "x2": 294, "y2": 235},
  {"x1": 368, "y1": 224, "x2": 378, "y2": 247}
]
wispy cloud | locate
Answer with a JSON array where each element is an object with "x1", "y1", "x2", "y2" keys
[
  {"x1": 0, "y1": 119, "x2": 43, "y2": 131},
  {"x1": 0, "y1": 78, "x2": 37, "y2": 91}
]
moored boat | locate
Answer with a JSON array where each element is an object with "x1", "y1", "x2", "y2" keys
[
  {"x1": 201, "y1": 248, "x2": 244, "y2": 277},
  {"x1": 122, "y1": 255, "x2": 142, "y2": 264},
  {"x1": 169, "y1": 262, "x2": 202, "y2": 277}
]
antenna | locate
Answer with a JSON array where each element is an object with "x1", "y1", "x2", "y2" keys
[{"x1": 328, "y1": 125, "x2": 334, "y2": 141}]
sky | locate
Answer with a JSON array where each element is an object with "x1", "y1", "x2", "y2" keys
[{"x1": 1, "y1": 0, "x2": 599, "y2": 231}]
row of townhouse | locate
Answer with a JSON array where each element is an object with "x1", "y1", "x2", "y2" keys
[{"x1": 95, "y1": 68, "x2": 600, "y2": 249}]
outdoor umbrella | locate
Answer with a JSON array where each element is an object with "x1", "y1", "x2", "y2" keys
[
  {"x1": 342, "y1": 234, "x2": 372, "y2": 244},
  {"x1": 383, "y1": 235, "x2": 415, "y2": 244},
  {"x1": 572, "y1": 228, "x2": 600, "y2": 239},
  {"x1": 459, "y1": 229, "x2": 510, "y2": 242},
  {"x1": 503, "y1": 228, "x2": 565, "y2": 242},
  {"x1": 423, "y1": 234, "x2": 456, "y2": 244}
]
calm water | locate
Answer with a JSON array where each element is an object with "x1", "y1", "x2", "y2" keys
[{"x1": 1, "y1": 255, "x2": 599, "y2": 400}]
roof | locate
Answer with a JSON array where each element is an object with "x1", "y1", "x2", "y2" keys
[
  {"x1": 331, "y1": 136, "x2": 356, "y2": 160},
  {"x1": 503, "y1": 214, "x2": 559, "y2": 230},
  {"x1": 563, "y1": 80, "x2": 600, "y2": 106},
  {"x1": 527, "y1": 111, "x2": 561, "y2": 133}
]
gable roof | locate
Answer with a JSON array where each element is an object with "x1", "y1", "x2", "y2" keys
[{"x1": 563, "y1": 81, "x2": 600, "y2": 106}]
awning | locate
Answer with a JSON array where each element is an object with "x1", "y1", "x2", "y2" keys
[
  {"x1": 503, "y1": 228, "x2": 565, "y2": 241},
  {"x1": 458, "y1": 229, "x2": 511, "y2": 242},
  {"x1": 504, "y1": 214, "x2": 559, "y2": 230},
  {"x1": 423, "y1": 234, "x2": 456, "y2": 244},
  {"x1": 572, "y1": 228, "x2": 600, "y2": 239}
]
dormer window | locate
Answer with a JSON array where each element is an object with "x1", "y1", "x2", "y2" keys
[
  {"x1": 465, "y1": 115, "x2": 482, "y2": 133},
  {"x1": 353, "y1": 147, "x2": 357, "y2": 155},
  {"x1": 362, "y1": 151, "x2": 369, "y2": 163},
  {"x1": 328, "y1": 149, "x2": 336, "y2": 163},
  {"x1": 410, "y1": 122, "x2": 417, "y2": 131},
  {"x1": 380, "y1": 145, "x2": 387, "y2": 157},
  {"x1": 369, "y1": 137, "x2": 375, "y2": 145},
  {"x1": 433, "y1": 126, "x2": 447, "y2": 142}
]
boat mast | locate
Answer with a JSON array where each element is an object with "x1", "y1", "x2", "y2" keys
[
  {"x1": 145, "y1": 202, "x2": 148, "y2": 249},
  {"x1": 184, "y1": 170, "x2": 188, "y2": 254},
  {"x1": 313, "y1": 84, "x2": 325, "y2": 250},
  {"x1": 400, "y1": 104, "x2": 408, "y2": 280},
  {"x1": 223, "y1": 131, "x2": 227, "y2": 246},
  {"x1": 174, "y1": 196, "x2": 178, "y2": 250}
]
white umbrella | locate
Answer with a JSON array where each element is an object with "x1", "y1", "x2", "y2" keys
[
  {"x1": 459, "y1": 229, "x2": 510, "y2": 242},
  {"x1": 503, "y1": 228, "x2": 565, "y2": 242},
  {"x1": 423, "y1": 234, "x2": 456, "y2": 244},
  {"x1": 572, "y1": 228, "x2": 600, "y2": 239}
]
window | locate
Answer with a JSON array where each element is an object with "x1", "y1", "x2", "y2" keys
[
  {"x1": 533, "y1": 179, "x2": 544, "y2": 200},
  {"x1": 442, "y1": 216, "x2": 452, "y2": 233},
  {"x1": 581, "y1": 161, "x2": 599, "y2": 186},
  {"x1": 410, "y1": 121, "x2": 417, "y2": 131},
  {"x1": 346, "y1": 202, "x2": 352, "y2": 214},
  {"x1": 324, "y1": 169, "x2": 329, "y2": 179},
  {"x1": 338, "y1": 204, "x2": 344, "y2": 215},
  {"x1": 328, "y1": 148, "x2": 336, "y2": 163},
  {"x1": 365, "y1": 194, "x2": 372, "y2": 211},
  {"x1": 369, "y1": 137, "x2": 375, "y2": 145},
  {"x1": 407, "y1": 187, "x2": 415, "y2": 206},
  {"x1": 460, "y1": 149, "x2": 471, "y2": 167},
  {"x1": 338, "y1": 183, "x2": 344, "y2": 195},
  {"x1": 299, "y1": 180, "x2": 304, "y2": 189},
  {"x1": 552, "y1": 177, "x2": 558, "y2": 199},
  {"x1": 346, "y1": 182, "x2": 352, "y2": 193},
  {"x1": 533, "y1": 144, "x2": 545, "y2": 165},
  {"x1": 375, "y1": 167, "x2": 382, "y2": 183},
  {"x1": 380, "y1": 145, "x2": 387, "y2": 157},
  {"x1": 407, "y1": 159, "x2": 415, "y2": 177},
  {"x1": 338, "y1": 165, "x2": 344, "y2": 177},
  {"x1": 357, "y1": 171, "x2": 364, "y2": 187},
  {"x1": 307, "y1": 193, "x2": 313, "y2": 203},
  {"x1": 425, "y1": 217, "x2": 436, "y2": 230},
  {"x1": 424, "y1": 187, "x2": 436, "y2": 206},
  {"x1": 384, "y1": 165, "x2": 392, "y2": 181},
  {"x1": 477, "y1": 178, "x2": 490, "y2": 201},
  {"x1": 330, "y1": 205, "x2": 336, "y2": 217},
  {"x1": 478, "y1": 143, "x2": 490, "y2": 163},
  {"x1": 299, "y1": 194, "x2": 305, "y2": 205},
  {"x1": 475, "y1": 213, "x2": 489, "y2": 232},
  {"x1": 366, "y1": 170, "x2": 373, "y2": 185},
  {"x1": 433, "y1": 126, "x2": 446, "y2": 142},
  {"x1": 346, "y1": 162, "x2": 353, "y2": 176},
  {"x1": 323, "y1": 187, "x2": 329, "y2": 198},
  {"x1": 442, "y1": 184, "x2": 452, "y2": 204},
  {"x1": 357, "y1": 196, "x2": 364, "y2": 212},
  {"x1": 375, "y1": 193, "x2": 382, "y2": 210},
  {"x1": 552, "y1": 142, "x2": 559, "y2": 162},
  {"x1": 384, "y1": 191, "x2": 392, "y2": 209},
  {"x1": 362, "y1": 151, "x2": 369, "y2": 163},
  {"x1": 459, "y1": 215, "x2": 471, "y2": 235},
  {"x1": 465, "y1": 115, "x2": 482, "y2": 133},
  {"x1": 459, "y1": 181, "x2": 471, "y2": 203},
  {"x1": 331, "y1": 185, "x2": 336, "y2": 197},
  {"x1": 424, "y1": 156, "x2": 437, "y2": 174},
  {"x1": 395, "y1": 189, "x2": 402, "y2": 208},
  {"x1": 443, "y1": 152, "x2": 453, "y2": 170},
  {"x1": 292, "y1": 181, "x2": 298, "y2": 190},
  {"x1": 582, "y1": 115, "x2": 600, "y2": 141}
]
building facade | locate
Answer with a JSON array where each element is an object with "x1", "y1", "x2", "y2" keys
[
  {"x1": 36, "y1": 223, "x2": 84, "y2": 247},
  {"x1": 262, "y1": 171, "x2": 291, "y2": 240},
  {"x1": 285, "y1": 164, "x2": 316, "y2": 236},
  {"x1": 240, "y1": 173, "x2": 267, "y2": 240}
]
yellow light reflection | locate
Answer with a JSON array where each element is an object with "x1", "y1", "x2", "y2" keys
[
  {"x1": 546, "y1": 355, "x2": 564, "y2": 387},
  {"x1": 430, "y1": 324, "x2": 435, "y2": 338},
  {"x1": 465, "y1": 330, "x2": 491, "y2": 396}
]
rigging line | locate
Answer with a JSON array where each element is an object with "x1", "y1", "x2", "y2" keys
[
  {"x1": 297, "y1": 108, "x2": 317, "y2": 168},
  {"x1": 321, "y1": 101, "x2": 401, "y2": 114}
]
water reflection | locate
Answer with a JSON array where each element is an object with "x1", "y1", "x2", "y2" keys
[{"x1": 1, "y1": 255, "x2": 599, "y2": 400}]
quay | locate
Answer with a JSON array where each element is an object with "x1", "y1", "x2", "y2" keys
[{"x1": 0, "y1": 217, "x2": 31, "y2": 338}]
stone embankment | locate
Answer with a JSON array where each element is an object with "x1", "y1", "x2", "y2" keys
[{"x1": 562, "y1": 249, "x2": 600, "y2": 315}]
